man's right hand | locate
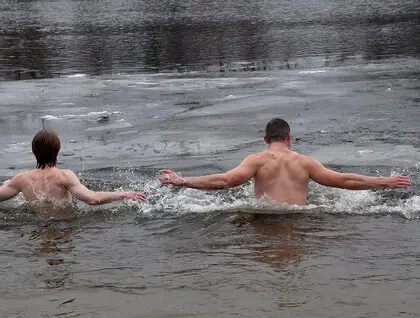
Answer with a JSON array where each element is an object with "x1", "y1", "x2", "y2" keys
[
  {"x1": 122, "y1": 192, "x2": 146, "y2": 202},
  {"x1": 387, "y1": 174, "x2": 412, "y2": 188}
]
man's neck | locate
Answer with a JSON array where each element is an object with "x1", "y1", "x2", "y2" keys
[
  {"x1": 37, "y1": 165, "x2": 56, "y2": 171},
  {"x1": 268, "y1": 142, "x2": 290, "y2": 151}
]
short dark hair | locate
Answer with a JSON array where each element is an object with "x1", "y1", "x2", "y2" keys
[
  {"x1": 265, "y1": 118, "x2": 290, "y2": 143},
  {"x1": 32, "y1": 130, "x2": 61, "y2": 169}
]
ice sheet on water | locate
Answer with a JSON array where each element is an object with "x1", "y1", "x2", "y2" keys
[{"x1": 41, "y1": 111, "x2": 121, "y2": 121}]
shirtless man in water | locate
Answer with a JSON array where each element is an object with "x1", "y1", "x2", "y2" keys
[
  {"x1": 158, "y1": 118, "x2": 412, "y2": 205},
  {"x1": 0, "y1": 130, "x2": 145, "y2": 215}
]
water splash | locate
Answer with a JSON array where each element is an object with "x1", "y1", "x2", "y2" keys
[
  {"x1": 1, "y1": 168, "x2": 419, "y2": 223},
  {"x1": 309, "y1": 182, "x2": 420, "y2": 219}
]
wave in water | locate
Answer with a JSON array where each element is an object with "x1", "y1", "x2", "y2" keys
[{"x1": 1, "y1": 170, "x2": 418, "y2": 223}]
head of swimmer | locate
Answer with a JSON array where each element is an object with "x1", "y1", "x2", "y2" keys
[
  {"x1": 264, "y1": 118, "x2": 291, "y2": 147},
  {"x1": 32, "y1": 129, "x2": 61, "y2": 169}
]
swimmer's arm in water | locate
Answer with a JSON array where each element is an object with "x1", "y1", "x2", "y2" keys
[
  {"x1": 158, "y1": 155, "x2": 260, "y2": 190},
  {"x1": 63, "y1": 170, "x2": 146, "y2": 205},
  {"x1": 0, "y1": 177, "x2": 21, "y2": 202},
  {"x1": 308, "y1": 158, "x2": 412, "y2": 190}
]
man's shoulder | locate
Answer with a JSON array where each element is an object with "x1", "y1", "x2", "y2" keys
[
  {"x1": 7, "y1": 170, "x2": 35, "y2": 188},
  {"x1": 291, "y1": 152, "x2": 318, "y2": 166},
  {"x1": 55, "y1": 169, "x2": 78, "y2": 180},
  {"x1": 56, "y1": 168, "x2": 74, "y2": 175},
  {"x1": 51, "y1": 169, "x2": 79, "y2": 189},
  {"x1": 248, "y1": 151, "x2": 270, "y2": 163},
  {"x1": 12, "y1": 170, "x2": 34, "y2": 181}
]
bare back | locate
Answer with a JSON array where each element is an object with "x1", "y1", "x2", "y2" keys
[
  {"x1": 0, "y1": 130, "x2": 145, "y2": 218},
  {"x1": 1, "y1": 166, "x2": 145, "y2": 217},
  {"x1": 158, "y1": 124, "x2": 412, "y2": 203},
  {"x1": 16, "y1": 167, "x2": 72, "y2": 202},
  {"x1": 2, "y1": 167, "x2": 76, "y2": 219},
  {"x1": 254, "y1": 149, "x2": 311, "y2": 205}
]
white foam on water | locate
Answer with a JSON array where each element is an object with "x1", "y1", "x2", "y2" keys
[
  {"x1": 41, "y1": 115, "x2": 61, "y2": 121},
  {"x1": 1, "y1": 175, "x2": 418, "y2": 220},
  {"x1": 40, "y1": 110, "x2": 121, "y2": 122},
  {"x1": 298, "y1": 69, "x2": 327, "y2": 74},
  {"x1": 314, "y1": 186, "x2": 377, "y2": 212},
  {"x1": 310, "y1": 182, "x2": 420, "y2": 219},
  {"x1": 86, "y1": 111, "x2": 112, "y2": 116},
  {"x1": 357, "y1": 149, "x2": 374, "y2": 154},
  {"x1": 135, "y1": 81, "x2": 158, "y2": 86},
  {"x1": 128, "y1": 177, "x2": 419, "y2": 219},
  {"x1": 86, "y1": 121, "x2": 133, "y2": 132},
  {"x1": 366, "y1": 196, "x2": 420, "y2": 219},
  {"x1": 63, "y1": 73, "x2": 87, "y2": 78}
]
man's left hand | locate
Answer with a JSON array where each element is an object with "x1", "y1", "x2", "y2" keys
[{"x1": 157, "y1": 170, "x2": 185, "y2": 186}]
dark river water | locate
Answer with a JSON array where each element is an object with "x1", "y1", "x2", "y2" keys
[{"x1": 0, "y1": 0, "x2": 420, "y2": 317}]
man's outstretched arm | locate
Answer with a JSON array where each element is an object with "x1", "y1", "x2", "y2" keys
[
  {"x1": 158, "y1": 155, "x2": 260, "y2": 190},
  {"x1": 64, "y1": 170, "x2": 145, "y2": 205},
  {"x1": 308, "y1": 158, "x2": 412, "y2": 190},
  {"x1": 0, "y1": 178, "x2": 20, "y2": 202}
]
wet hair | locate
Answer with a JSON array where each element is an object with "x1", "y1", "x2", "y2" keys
[
  {"x1": 265, "y1": 118, "x2": 290, "y2": 143},
  {"x1": 32, "y1": 130, "x2": 61, "y2": 169}
]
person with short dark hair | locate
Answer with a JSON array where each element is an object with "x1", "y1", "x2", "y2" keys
[
  {"x1": 265, "y1": 118, "x2": 290, "y2": 143},
  {"x1": 158, "y1": 118, "x2": 411, "y2": 205},
  {"x1": 0, "y1": 130, "x2": 145, "y2": 214},
  {"x1": 31, "y1": 129, "x2": 61, "y2": 169}
]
